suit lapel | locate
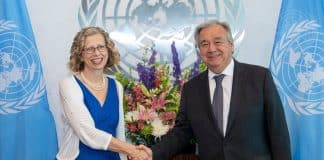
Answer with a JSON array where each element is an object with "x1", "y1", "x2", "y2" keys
[{"x1": 225, "y1": 60, "x2": 247, "y2": 137}]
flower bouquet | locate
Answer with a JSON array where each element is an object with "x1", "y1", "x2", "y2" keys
[{"x1": 116, "y1": 42, "x2": 205, "y2": 146}]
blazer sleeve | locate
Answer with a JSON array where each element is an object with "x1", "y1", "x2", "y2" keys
[
  {"x1": 264, "y1": 69, "x2": 291, "y2": 160},
  {"x1": 152, "y1": 82, "x2": 194, "y2": 160},
  {"x1": 59, "y1": 76, "x2": 112, "y2": 150}
]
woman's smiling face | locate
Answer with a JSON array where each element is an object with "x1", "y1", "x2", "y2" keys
[{"x1": 81, "y1": 33, "x2": 108, "y2": 72}]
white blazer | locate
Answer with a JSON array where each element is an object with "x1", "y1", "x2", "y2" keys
[{"x1": 56, "y1": 75, "x2": 127, "y2": 160}]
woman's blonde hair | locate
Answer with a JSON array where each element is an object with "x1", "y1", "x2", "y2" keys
[{"x1": 68, "y1": 26, "x2": 119, "y2": 72}]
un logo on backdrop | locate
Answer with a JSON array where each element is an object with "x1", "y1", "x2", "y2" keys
[
  {"x1": 0, "y1": 20, "x2": 46, "y2": 114},
  {"x1": 271, "y1": 20, "x2": 324, "y2": 115},
  {"x1": 78, "y1": 0, "x2": 245, "y2": 76}
]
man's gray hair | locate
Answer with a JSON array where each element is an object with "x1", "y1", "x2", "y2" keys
[{"x1": 194, "y1": 20, "x2": 234, "y2": 48}]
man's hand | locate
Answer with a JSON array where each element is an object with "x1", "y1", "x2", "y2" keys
[
  {"x1": 126, "y1": 144, "x2": 150, "y2": 160},
  {"x1": 135, "y1": 144, "x2": 152, "y2": 160},
  {"x1": 128, "y1": 147, "x2": 150, "y2": 160}
]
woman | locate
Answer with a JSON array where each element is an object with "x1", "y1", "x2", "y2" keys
[{"x1": 56, "y1": 27, "x2": 147, "y2": 160}]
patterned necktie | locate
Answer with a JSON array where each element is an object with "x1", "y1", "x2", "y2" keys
[{"x1": 212, "y1": 74, "x2": 225, "y2": 136}]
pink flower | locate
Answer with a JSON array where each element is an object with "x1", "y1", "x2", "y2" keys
[
  {"x1": 125, "y1": 94, "x2": 136, "y2": 111},
  {"x1": 151, "y1": 92, "x2": 170, "y2": 110},
  {"x1": 159, "y1": 111, "x2": 177, "y2": 124},
  {"x1": 137, "y1": 120, "x2": 145, "y2": 130},
  {"x1": 127, "y1": 123, "x2": 138, "y2": 132},
  {"x1": 115, "y1": 45, "x2": 202, "y2": 146},
  {"x1": 137, "y1": 105, "x2": 157, "y2": 121},
  {"x1": 132, "y1": 85, "x2": 146, "y2": 103}
]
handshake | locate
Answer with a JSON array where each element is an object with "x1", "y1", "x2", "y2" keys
[{"x1": 128, "y1": 144, "x2": 153, "y2": 160}]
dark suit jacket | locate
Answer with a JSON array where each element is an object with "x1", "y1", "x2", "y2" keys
[{"x1": 152, "y1": 60, "x2": 291, "y2": 160}]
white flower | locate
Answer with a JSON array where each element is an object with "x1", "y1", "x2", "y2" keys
[
  {"x1": 125, "y1": 111, "x2": 139, "y2": 122},
  {"x1": 151, "y1": 119, "x2": 169, "y2": 137}
]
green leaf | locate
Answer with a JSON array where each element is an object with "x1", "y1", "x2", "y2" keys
[
  {"x1": 139, "y1": 84, "x2": 151, "y2": 97},
  {"x1": 115, "y1": 72, "x2": 130, "y2": 86},
  {"x1": 139, "y1": 124, "x2": 153, "y2": 136},
  {"x1": 165, "y1": 103, "x2": 179, "y2": 112}
]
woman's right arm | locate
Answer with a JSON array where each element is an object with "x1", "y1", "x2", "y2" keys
[{"x1": 59, "y1": 77, "x2": 147, "y2": 159}]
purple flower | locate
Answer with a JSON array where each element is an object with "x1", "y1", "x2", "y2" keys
[
  {"x1": 137, "y1": 63, "x2": 156, "y2": 89},
  {"x1": 171, "y1": 41, "x2": 181, "y2": 85},
  {"x1": 148, "y1": 48, "x2": 157, "y2": 65},
  {"x1": 189, "y1": 50, "x2": 202, "y2": 79}
]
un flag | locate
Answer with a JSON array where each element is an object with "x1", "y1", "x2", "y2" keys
[
  {"x1": 270, "y1": 0, "x2": 324, "y2": 160},
  {"x1": 0, "y1": 0, "x2": 58, "y2": 159}
]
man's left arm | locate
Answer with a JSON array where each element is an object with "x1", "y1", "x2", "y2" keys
[{"x1": 264, "y1": 69, "x2": 292, "y2": 160}]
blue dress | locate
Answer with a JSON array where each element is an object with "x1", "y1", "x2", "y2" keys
[{"x1": 75, "y1": 77, "x2": 121, "y2": 160}]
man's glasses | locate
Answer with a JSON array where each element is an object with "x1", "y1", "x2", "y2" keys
[{"x1": 82, "y1": 45, "x2": 107, "y2": 54}]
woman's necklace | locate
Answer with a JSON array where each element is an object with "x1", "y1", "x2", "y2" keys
[{"x1": 80, "y1": 72, "x2": 106, "y2": 91}]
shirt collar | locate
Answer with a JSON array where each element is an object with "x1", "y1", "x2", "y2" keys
[{"x1": 208, "y1": 58, "x2": 234, "y2": 80}]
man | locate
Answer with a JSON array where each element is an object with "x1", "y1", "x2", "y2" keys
[{"x1": 139, "y1": 20, "x2": 291, "y2": 160}]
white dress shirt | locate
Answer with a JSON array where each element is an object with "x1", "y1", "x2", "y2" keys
[
  {"x1": 208, "y1": 59, "x2": 234, "y2": 135},
  {"x1": 56, "y1": 75, "x2": 127, "y2": 160}
]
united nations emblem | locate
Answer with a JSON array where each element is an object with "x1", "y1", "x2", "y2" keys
[
  {"x1": 0, "y1": 20, "x2": 46, "y2": 114},
  {"x1": 78, "y1": 0, "x2": 245, "y2": 76},
  {"x1": 271, "y1": 20, "x2": 324, "y2": 115}
]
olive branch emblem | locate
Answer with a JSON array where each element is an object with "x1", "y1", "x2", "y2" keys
[
  {"x1": 223, "y1": 0, "x2": 245, "y2": 44},
  {"x1": 78, "y1": 0, "x2": 101, "y2": 27},
  {"x1": 0, "y1": 77, "x2": 46, "y2": 114},
  {"x1": 77, "y1": 0, "x2": 245, "y2": 75},
  {"x1": 270, "y1": 20, "x2": 324, "y2": 115},
  {"x1": 0, "y1": 20, "x2": 17, "y2": 32}
]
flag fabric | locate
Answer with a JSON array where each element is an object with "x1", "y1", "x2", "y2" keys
[
  {"x1": 0, "y1": 0, "x2": 58, "y2": 159},
  {"x1": 270, "y1": 0, "x2": 324, "y2": 160}
]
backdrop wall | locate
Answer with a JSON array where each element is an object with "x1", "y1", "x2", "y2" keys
[{"x1": 26, "y1": 0, "x2": 282, "y2": 144}]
